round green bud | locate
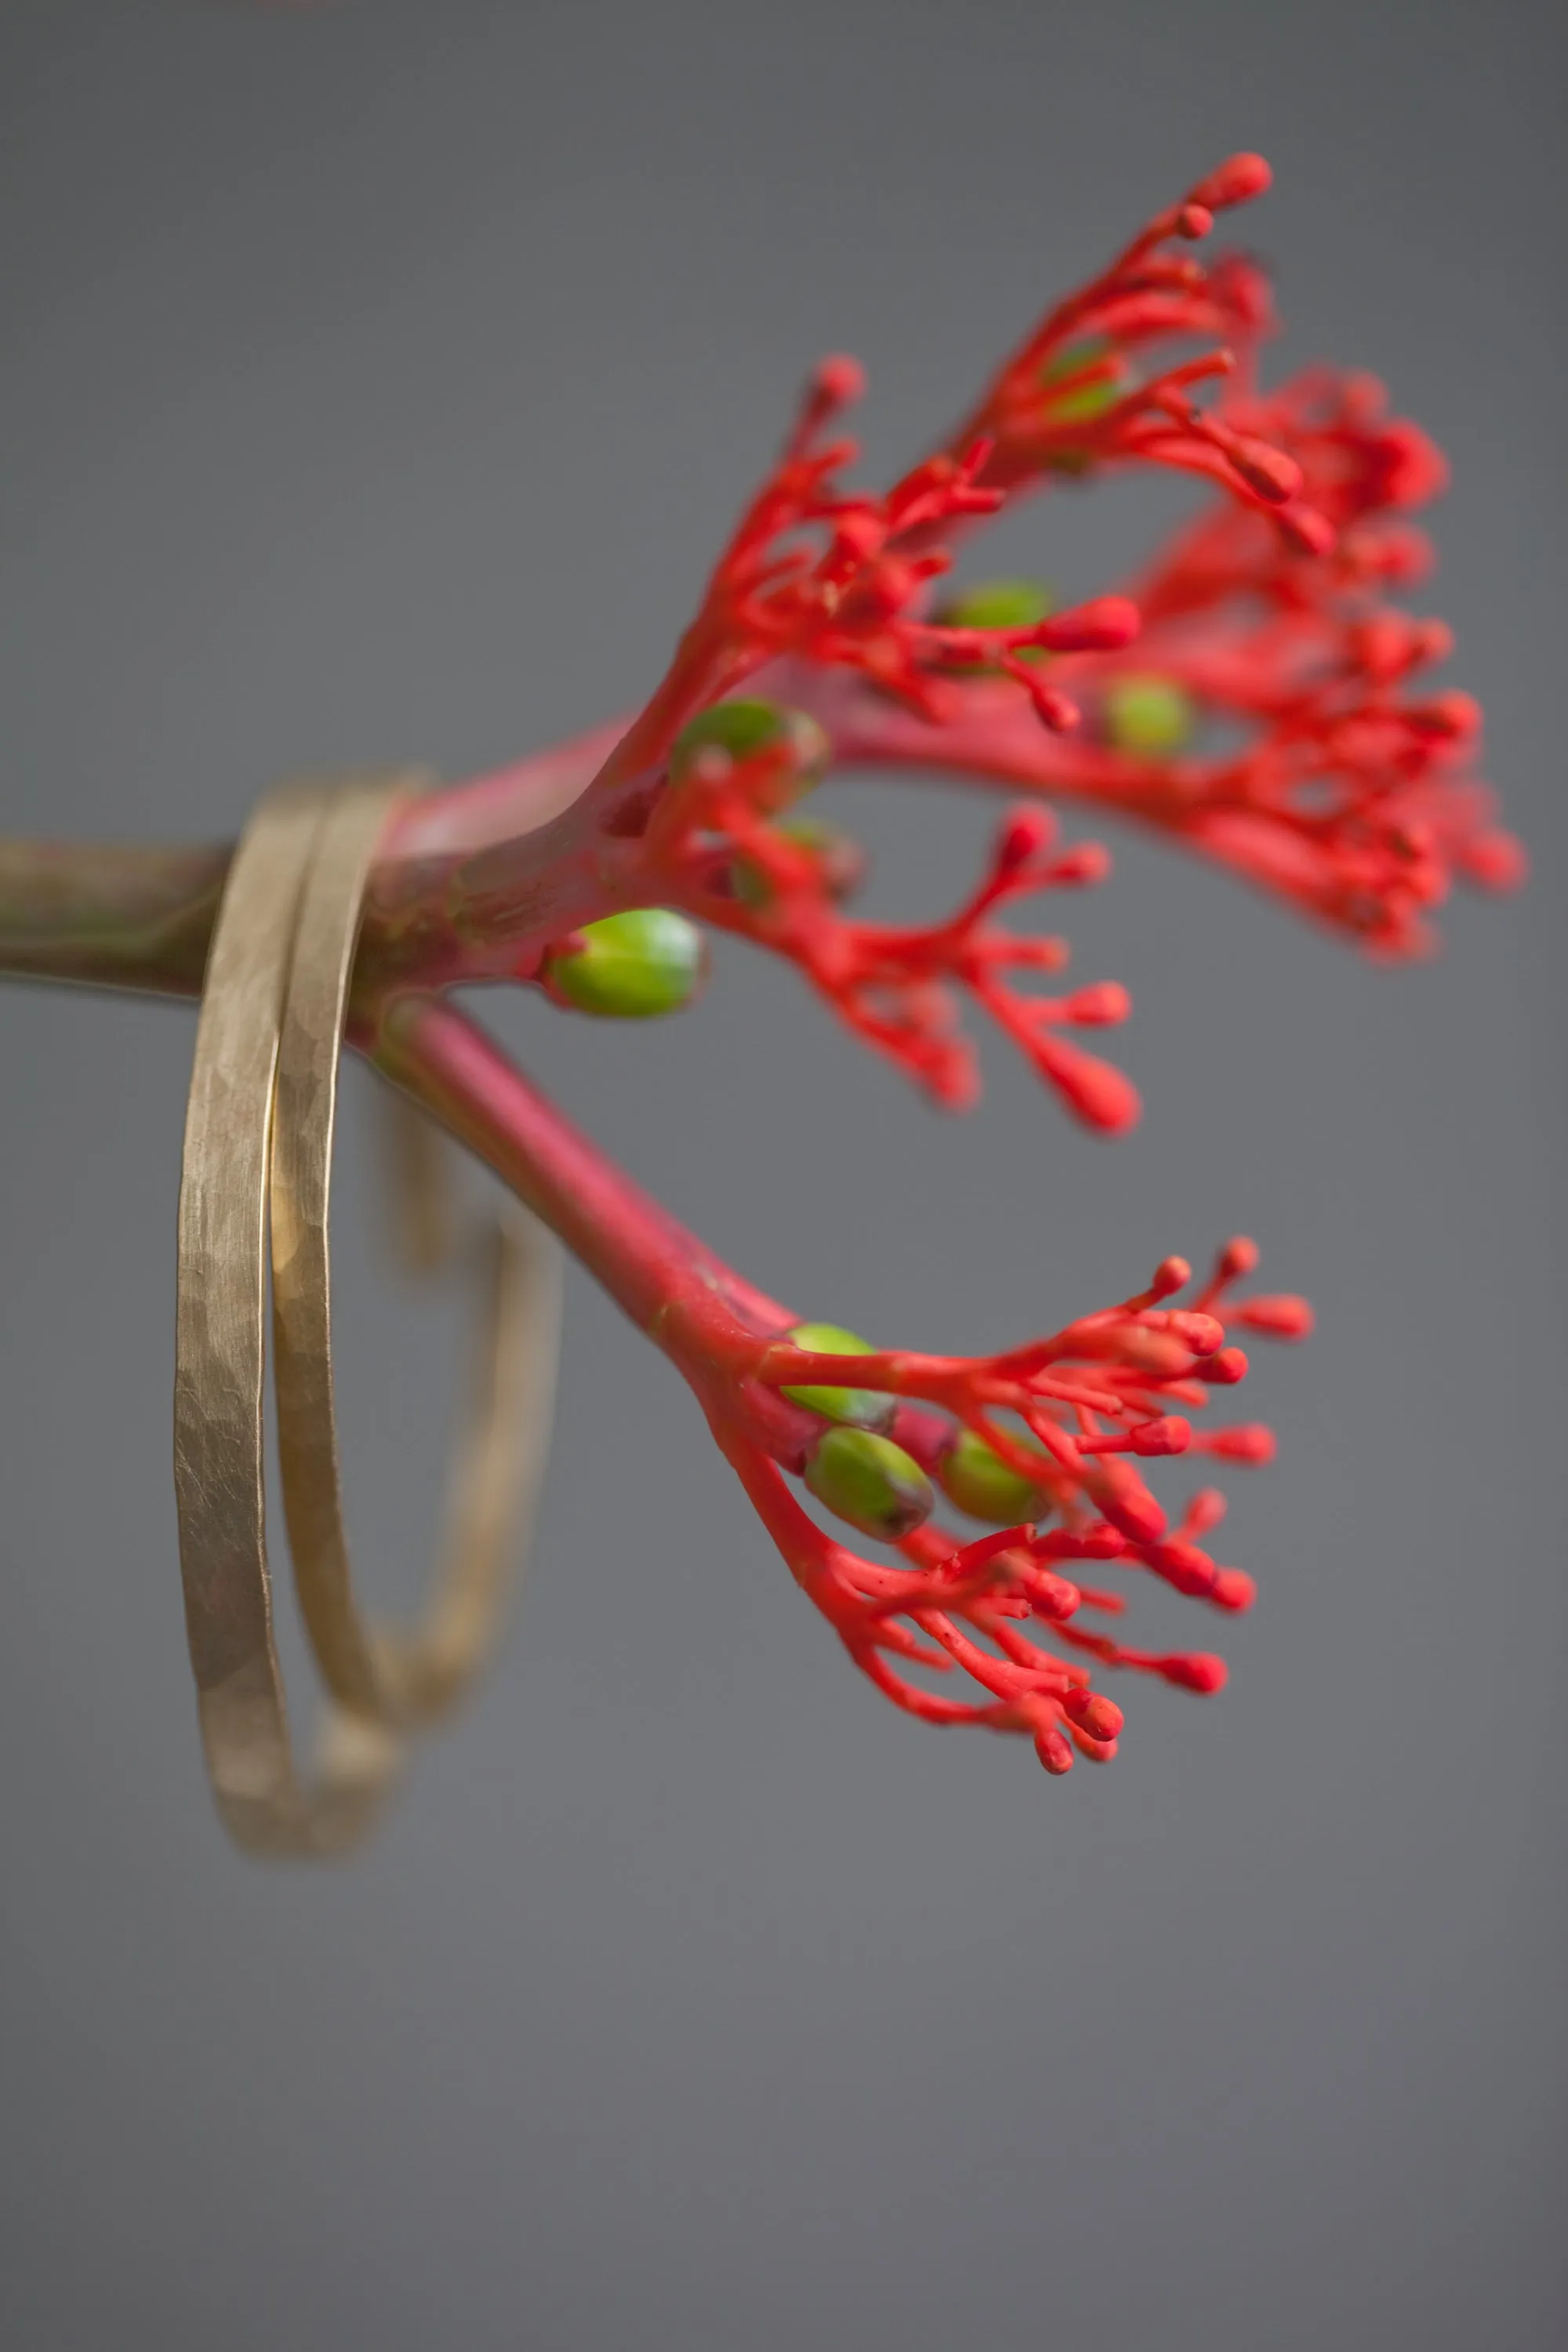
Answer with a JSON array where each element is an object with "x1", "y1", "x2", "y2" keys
[
  {"x1": 1040, "y1": 336, "x2": 1123, "y2": 427},
  {"x1": 670, "y1": 699, "x2": 829, "y2": 803},
  {"x1": 734, "y1": 817, "x2": 866, "y2": 911},
  {"x1": 804, "y1": 1427, "x2": 935, "y2": 1542},
  {"x1": 938, "y1": 1428, "x2": 1051, "y2": 1525},
  {"x1": 1102, "y1": 675, "x2": 1196, "y2": 757},
  {"x1": 935, "y1": 579, "x2": 1056, "y2": 634},
  {"x1": 546, "y1": 908, "x2": 706, "y2": 1019},
  {"x1": 780, "y1": 1322, "x2": 895, "y2": 1431}
]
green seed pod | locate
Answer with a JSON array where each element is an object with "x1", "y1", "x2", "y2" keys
[
  {"x1": 804, "y1": 1427, "x2": 935, "y2": 1541},
  {"x1": 545, "y1": 908, "x2": 706, "y2": 1019},
  {"x1": 1040, "y1": 336, "x2": 1124, "y2": 426},
  {"x1": 670, "y1": 699, "x2": 830, "y2": 804},
  {"x1": 1102, "y1": 675, "x2": 1196, "y2": 757},
  {"x1": 734, "y1": 817, "x2": 866, "y2": 911},
  {"x1": 938, "y1": 1428, "x2": 1052, "y2": 1525},
  {"x1": 780, "y1": 1322, "x2": 894, "y2": 1431},
  {"x1": 935, "y1": 579, "x2": 1057, "y2": 634}
]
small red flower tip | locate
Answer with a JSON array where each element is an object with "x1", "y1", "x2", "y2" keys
[
  {"x1": 1062, "y1": 980, "x2": 1132, "y2": 1026},
  {"x1": 1216, "y1": 1236, "x2": 1261, "y2": 1283},
  {"x1": 1064, "y1": 1689, "x2": 1126, "y2": 1741},
  {"x1": 1069, "y1": 1726, "x2": 1120, "y2": 1764},
  {"x1": 1145, "y1": 1537, "x2": 1221, "y2": 1597},
  {"x1": 1129, "y1": 1414, "x2": 1192, "y2": 1457},
  {"x1": 1158, "y1": 1652, "x2": 1229, "y2": 1694},
  {"x1": 1236, "y1": 1294, "x2": 1315, "y2": 1340},
  {"x1": 1210, "y1": 1568, "x2": 1258, "y2": 1612},
  {"x1": 1189, "y1": 151, "x2": 1274, "y2": 211},
  {"x1": 1163, "y1": 1309, "x2": 1225, "y2": 1356},
  {"x1": 1198, "y1": 1345, "x2": 1250, "y2": 1385},
  {"x1": 1461, "y1": 829, "x2": 1529, "y2": 892},
  {"x1": 811, "y1": 353, "x2": 866, "y2": 409},
  {"x1": 1199, "y1": 1424, "x2": 1278, "y2": 1465},
  {"x1": 994, "y1": 805, "x2": 1059, "y2": 874},
  {"x1": 1047, "y1": 844, "x2": 1114, "y2": 888},
  {"x1": 1182, "y1": 1486, "x2": 1229, "y2": 1537},
  {"x1": 1148, "y1": 1255, "x2": 1193, "y2": 1301},
  {"x1": 1030, "y1": 1037, "x2": 1142, "y2": 1133},
  {"x1": 1033, "y1": 595, "x2": 1142, "y2": 652},
  {"x1": 1096, "y1": 1467, "x2": 1167, "y2": 1544},
  {"x1": 1036, "y1": 1727, "x2": 1076, "y2": 1775},
  {"x1": 1227, "y1": 436, "x2": 1305, "y2": 505}
]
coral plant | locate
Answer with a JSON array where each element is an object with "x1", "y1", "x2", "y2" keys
[{"x1": 0, "y1": 154, "x2": 1520, "y2": 1777}]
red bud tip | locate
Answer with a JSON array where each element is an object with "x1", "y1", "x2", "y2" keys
[
  {"x1": 1210, "y1": 1568, "x2": 1258, "y2": 1613},
  {"x1": 1041, "y1": 1042, "x2": 1142, "y2": 1134},
  {"x1": 1189, "y1": 152, "x2": 1273, "y2": 212},
  {"x1": 1236, "y1": 1294, "x2": 1315, "y2": 1340},
  {"x1": 1217, "y1": 1235, "x2": 1260, "y2": 1282},
  {"x1": 1065, "y1": 981, "x2": 1132, "y2": 1026},
  {"x1": 1099, "y1": 1471, "x2": 1167, "y2": 1545},
  {"x1": 1069, "y1": 1726, "x2": 1120, "y2": 1764},
  {"x1": 1177, "y1": 203, "x2": 1214, "y2": 240},
  {"x1": 1049, "y1": 843, "x2": 1113, "y2": 888},
  {"x1": 1199, "y1": 1345, "x2": 1250, "y2": 1385},
  {"x1": 1279, "y1": 503, "x2": 1337, "y2": 557},
  {"x1": 1461, "y1": 830, "x2": 1529, "y2": 892},
  {"x1": 1168, "y1": 1309, "x2": 1225, "y2": 1356},
  {"x1": 1035, "y1": 1573, "x2": 1081, "y2": 1620},
  {"x1": 1159, "y1": 1652, "x2": 1229, "y2": 1694},
  {"x1": 994, "y1": 806, "x2": 1058, "y2": 874},
  {"x1": 1231, "y1": 437, "x2": 1303, "y2": 505},
  {"x1": 1036, "y1": 1727, "x2": 1076, "y2": 1775},
  {"x1": 1145, "y1": 1537, "x2": 1219, "y2": 1597},
  {"x1": 1036, "y1": 595, "x2": 1142, "y2": 652},
  {"x1": 1150, "y1": 1255, "x2": 1192, "y2": 1299},
  {"x1": 1026, "y1": 677, "x2": 1083, "y2": 731},
  {"x1": 812, "y1": 354, "x2": 866, "y2": 408},
  {"x1": 1183, "y1": 1486, "x2": 1229, "y2": 1534},
  {"x1": 1130, "y1": 1414, "x2": 1192, "y2": 1457},
  {"x1": 1203, "y1": 1423, "x2": 1277, "y2": 1465},
  {"x1": 1063, "y1": 1689, "x2": 1125, "y2": 1740},
  {"x1": 1411, "y1": 689, "x2": 1482, "y2": 742}
]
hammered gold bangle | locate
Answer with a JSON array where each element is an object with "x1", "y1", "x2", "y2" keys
[{"x1": 173, "y1": 775, "x2": 561, "y2": 1857}]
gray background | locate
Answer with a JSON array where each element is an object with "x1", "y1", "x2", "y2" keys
[{"x1": 1, "y1": 2, "x2": 1563, "y2": 2346}]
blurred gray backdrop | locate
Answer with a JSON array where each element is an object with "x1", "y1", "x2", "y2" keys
[{"x1": 2, "y1": 2, "x2": 1563, "y2": 2347}]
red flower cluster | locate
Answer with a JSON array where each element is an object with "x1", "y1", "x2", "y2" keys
[
  {"x1": 714, "y1": 1236, "x2": 1312, "y2": 1773},
  {"x1": 640, "y1": 730, "x2": 1138, "y2": 1126},
  {"x1": 484, "y1": 150, "x2": 1518, "y2": 1775}
]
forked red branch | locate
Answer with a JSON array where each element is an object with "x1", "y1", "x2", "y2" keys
[{"x1": 0, "y1": 153, "x2": 1520, "y2": 1778}]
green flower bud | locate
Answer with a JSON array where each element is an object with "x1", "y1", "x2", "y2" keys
[
  {"x1": 734, "y1": 817, "x2": 866, "y2": 911},
  {"x1": 804, "y1": 1426, "x2": 935, "y2": 1541},
  {"x1": 545, "y1": 908, "x2": 706, "y2": 1019},
  {"x1": 933, "y1": 579, "x2": 1056, "y2": 677},
  {"x1": 935, "y1": 579, "x2": 1056, "y2": 633},
  {"x1": 1102, "y1": 675, "x2": 1196, "y2": 757},
  {"x1": 1040, "y1": 337, "x2": 1123, "y2": 426},
  {"x1": 938, "y1": 1428, "x2": 1052, "y2": 1525},
  {"x1": 780, "y1": 1322, "x2": 894, "y2": 1431},
  {"x1": 670, "y1": 699, "x2": 829, "y2": 804}
]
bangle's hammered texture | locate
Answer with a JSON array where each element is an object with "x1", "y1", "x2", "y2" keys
[{"x1": 173, "y1": 775, "x2": 561, "y2": 1857}]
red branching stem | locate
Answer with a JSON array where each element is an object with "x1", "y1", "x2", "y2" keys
[
  {"x1": 1, "y1": 148, "x2": 1517, "y2": 1787},
  {"x1": 376, "y1": 989, "x2": 1308, "y2": 1774}
]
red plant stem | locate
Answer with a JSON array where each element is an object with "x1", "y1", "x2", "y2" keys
[{"x1": 372, "y1": 993, "x2": 790, "y2": 1360}]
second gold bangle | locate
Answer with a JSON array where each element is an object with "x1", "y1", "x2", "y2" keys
[{"x1": 173, "y1": 774, "x2": 561, "y2": 1857}]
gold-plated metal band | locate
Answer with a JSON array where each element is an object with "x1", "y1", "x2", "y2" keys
[
  {"x1": 174, "y1": 775, "x2": 561, "y2": 1856},
  {"x1": 270, "y1": 777, "x2": 563, "y2": 1726}
]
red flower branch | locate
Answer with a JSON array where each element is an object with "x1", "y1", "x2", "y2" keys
[
  {"x1": 0, "y1": 148, "x2": 1521, "y2": 1788},
  {"x1": 383, "y1": 997, "x2": 1308, "y2": 1775}
]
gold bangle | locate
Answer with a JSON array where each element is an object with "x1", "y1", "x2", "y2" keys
[{"x1": 173, "y1": 775, "x2": 561, "y2": 1856}]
